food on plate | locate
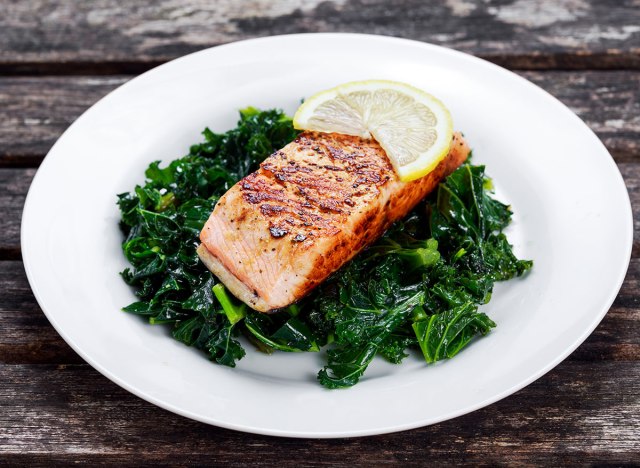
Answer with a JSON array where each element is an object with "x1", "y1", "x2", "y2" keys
[
  {"x1": 198, "y1": 131, "x2": 469, "y2": 312},
  {"x1": 198, "y1": 80, "x2": 464, "y2": 312},
  {"x1": 118, "y1": 89, "x2": 532, "y2": 388}
]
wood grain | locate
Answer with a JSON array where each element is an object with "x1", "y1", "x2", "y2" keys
[
  {"x1": 0, "y1": 262, "x2": 82, "y2": 364},
  {"x1": 0, "y1": 361, "x2": 638, "y2": 465},
  {"x1": 0, "y1": 169, "x2": 34, "y2": 259},
  {"x1": 0, "y1": 72, "x2": 638, "y2": 166},
  {"x1": 1, "y1": 0, "x2": 639, "y2": 74},
  {"x1": 524, "y1": 71, "x2": 640, "y2": 161},
  {"x1": 0, "y1": 77, "x2": 129, "y2": 166}
]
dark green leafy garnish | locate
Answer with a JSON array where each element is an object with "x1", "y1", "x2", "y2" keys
[{"x1": 118, "y1": 108, "x2": 532, "y2": 388}]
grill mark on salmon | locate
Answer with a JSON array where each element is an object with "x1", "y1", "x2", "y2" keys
[{"x1": 198, "y1": 131, "x2": 470, "y2": 312}]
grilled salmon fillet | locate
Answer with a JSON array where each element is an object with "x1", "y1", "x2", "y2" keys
[{"x1": 198, "y1": 131, "x2": 470, "y2": 312}]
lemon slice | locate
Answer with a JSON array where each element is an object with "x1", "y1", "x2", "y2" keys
[{"x1": 293, "y1": 80, "x2": 453, "y2": 182}]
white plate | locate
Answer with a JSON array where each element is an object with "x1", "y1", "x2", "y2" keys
[{"x1": 22, "y1": 34, "x2": 632, "y2": 438}]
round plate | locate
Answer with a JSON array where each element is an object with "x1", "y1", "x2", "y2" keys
[{"x1": 21, "y1": 34, "x2": 632, "y2": 438}]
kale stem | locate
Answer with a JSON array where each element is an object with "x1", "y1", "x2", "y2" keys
[{"x1": 212, "y1": 284, "x2": 246, "y2": 325}]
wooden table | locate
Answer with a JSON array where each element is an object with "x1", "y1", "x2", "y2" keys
[{"x1": 2, "y1": 1, "x2": 639, "y2": 465}]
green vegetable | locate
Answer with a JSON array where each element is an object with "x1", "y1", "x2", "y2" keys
[
  {"x1": 245, "y1": 314, "x2": 320, "y2": 353},
  {"x1": 118, "y1": 108, "x2": 532, "y2": 388},
  {"x1": 412, "y1": 302, "x2": 495, "y2": 363},
  {"x1": 213, "y1": 284, "x2": 246, "y2": 325}
]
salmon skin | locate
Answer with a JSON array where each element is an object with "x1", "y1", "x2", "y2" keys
[{"x1": 198, "y1": 131, "x2": 470, "y2": 312}]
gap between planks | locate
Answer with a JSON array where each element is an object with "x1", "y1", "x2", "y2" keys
[{"x1": 1, "y1": 52, "x2": 639, "y2": 77}]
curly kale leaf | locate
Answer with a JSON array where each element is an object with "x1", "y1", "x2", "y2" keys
[{"x1": 318, "y1": 286, "x2": 424, "y2": 389}]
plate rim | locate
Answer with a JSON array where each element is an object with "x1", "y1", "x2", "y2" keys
[{"x1": 21, "y1": 32, "x2": 634, "y2": 438}]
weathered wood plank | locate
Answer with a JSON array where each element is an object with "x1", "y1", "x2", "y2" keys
[
  {"x1": 0, "y1": 72, "x2": 638, "y2": 165},
  {"x1": 2, "y1": 254, "x2": 638, "y2": 366},
  {"x1": 0, "y1": 77, "x2": 129, "y2": 165},
  {"x1": 0, "y1": 361, "x2": 638, "y2": 463},
  {"x1": 1, "y1": 0, "x2": 639, "y2": 73},
  {"x1": 524, "y1": 71, "x2": 640, "y2": 161},
  {"x1": 0, "y1": 262, "x2": 82, "y2": 364},
  {"x1": 621, "y1": 163, "x2": 640, "y2": 254},
  {"x1": 0, "y1": 169, "x2": 34, "y2": 259}
]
